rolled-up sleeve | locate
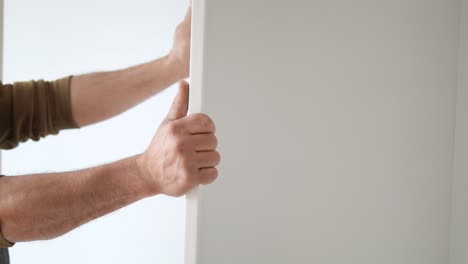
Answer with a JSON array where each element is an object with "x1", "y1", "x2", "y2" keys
[{"x1": 0, "y1": 76, "x2": 79, "y2": 149}]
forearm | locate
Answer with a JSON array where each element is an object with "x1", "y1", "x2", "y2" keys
[
  {"x1": 0, "y1": 156, "x2": 154, "y2": 242},
  {"x1": 71, "y1": 56, "x2": 184, "y2": 127}
]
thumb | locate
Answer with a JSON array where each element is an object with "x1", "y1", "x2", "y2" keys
[{"x1": 166, "y1": 81, "x2": 190, "y2": 120}]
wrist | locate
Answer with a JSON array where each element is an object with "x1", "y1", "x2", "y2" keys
[
  {"x1": 122, "y1": 155, "x2": 159, "y2": 198},
  {"x1": 166, "y1": 51, "x2": 189, "y2": 80},
  {"x1": 144, "y1": 55, "x2": 185, "y2": 90},
  {"x1": 134, "y1": 154, "x2": 161, "y2": 197}
]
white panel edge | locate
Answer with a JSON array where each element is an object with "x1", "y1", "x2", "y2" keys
[
  {"x1": 185, "y1": 0, "x2": 206, "y2": 263},
  {"x1": 450, "y1": 0, "x2": 468, "y2": 263}
]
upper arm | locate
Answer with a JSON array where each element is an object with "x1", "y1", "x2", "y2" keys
[{"x1": 0, "y1": 77, "x2": 78, "y2": 150}]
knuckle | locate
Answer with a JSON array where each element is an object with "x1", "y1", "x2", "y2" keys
[
  {"x1": 180, "y1": 156, "x2": 193, "y2": 169},
  {"x1": 211, "y1": 121, "x2": 216, "y2": 132},
  {"x1": 208, "y1": 167, "x2": 219, "y2": 177},
  {"x1": 214, "y1": 151, "x2": 221, "y2": 164},
  {"x1": 212, "y1": 135, "x2": 219, "y2": 148},
  {"x1": 213, "y1": 168, "x2": 219, "y2": 178},
  {"x1": 193, "y1": 113, "x2": 207, "y2": 122},
  {"x1": 196, "y1": 113, "x2": 215, "y2": 131},
  {"x1": 173, "y1": 138, "x2": 186, "y2": 154},
  {"x1": 200, "y1": 168, "x2": 219, "y2": 185},
  {"x1": 175, "y1": 139, "x2": 195, "y2": 156}
]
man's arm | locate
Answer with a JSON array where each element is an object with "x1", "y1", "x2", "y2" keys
[
  {"x1": 71, "y1": 5, "x2": 191, "y2": 127},
  {"x1": 0, "y1": 156, "x2": 147, "y2": 242},
  {"x1": 0, "y1": 82, "x2": 220, "y2": 243},
  {"x1": 0, "y1": 5, "x2": 191, "y2": 149}
]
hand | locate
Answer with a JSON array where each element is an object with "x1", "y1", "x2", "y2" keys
[
  {"x1": 168, "y1": 3, "x2": 192, "y2": 79},
  {"x1": 137, "y1": 81, "x2": 220, "y2": 197}
]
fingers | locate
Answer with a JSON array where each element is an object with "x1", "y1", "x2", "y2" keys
[
  {"x1": 199, "y1": 168, "x2": 218, "y2": 185},
  {"x1": 197, "y1": 151, "x2": 221, "y2": 168},
  {"x1": 185, "y1": 3, "x2": 192, "y2": 21},
  {"x1": 192, "y1": 134, "x2": 218, "y2": 151},
  {"x1": 166, "y1": 81, "x2": 190, "y2": 120},
  {"x1": 185, "y1": 1, "x2": 192, "y2": 20},
  {"x1": 179, "y1": 113, "x2": 216, "y2": 134}
]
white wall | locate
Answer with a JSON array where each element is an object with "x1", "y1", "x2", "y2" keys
[
  {"x1": 188, "y1": 0, "x2": 459, "y2": 263},
  {"x1": 2, "y1": 0, "x2": 187, "y2": 263},
  {"x1": 451, "y1": 0, "x2": 468, "y2": 263}
]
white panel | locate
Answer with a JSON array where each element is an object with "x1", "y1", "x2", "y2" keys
[
  {"x1": 185, "y1": 0, "x2": 206, "y2": 263},
  {"x1": 187, "y1": 1, "x2": 459, "y2": 263},
  {"x1": 450, "y1": 0, "x2": 468, "y2": 263}
]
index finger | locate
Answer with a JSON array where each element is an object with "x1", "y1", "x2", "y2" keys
[
  {"x1": 185, "y1": 2, "x2": 192, "y2": 21},
  {"x1": 179, "y1": 113, "x2": 216, "y2": 134}
]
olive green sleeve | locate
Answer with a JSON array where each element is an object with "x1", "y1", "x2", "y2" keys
[{"x1": 0, "y1": 76, "x2": 79, "y2": 150}]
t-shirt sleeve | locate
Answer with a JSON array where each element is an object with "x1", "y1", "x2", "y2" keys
[{"x1": 0, "y1": 76, "x2": 79, "y2": 149}]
